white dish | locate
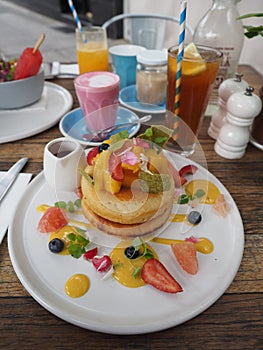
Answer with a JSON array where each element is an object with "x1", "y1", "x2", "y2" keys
[
  {"x1": 59, "y1": 106, "x2": 140, "y2": 147},
  {"x1": 8, "y1": 153, "x2": 244, "y2": 335},
  {"x1": 0, "y1": 82, "x2": 73, "y2": 144},
  {"x1": 119, "y1": 84, "x2": 166, "y2": 114}
]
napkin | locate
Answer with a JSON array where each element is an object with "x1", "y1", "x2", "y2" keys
[{"x1": 0, "y1": 172, "x2": 32, "y2": 244}]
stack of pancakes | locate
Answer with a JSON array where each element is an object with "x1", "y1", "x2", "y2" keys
[{"x1": 81, "y1": 137, "x2": 175, "y2": 238}]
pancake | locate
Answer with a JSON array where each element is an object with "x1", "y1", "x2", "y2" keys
[
  {"x1": 81, "y1": 194, "x2": 173, "y2": 238},
  {"x1": 81, "y1": 170, "x2": 174, "y2": 225},
  {"x1": 80, "y1": 132, "x2": 175, "y2": 238}
]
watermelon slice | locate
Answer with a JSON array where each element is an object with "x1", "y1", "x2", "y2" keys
[{"x1": 14, "y1": 34, "x2": 45, "y2": 80}]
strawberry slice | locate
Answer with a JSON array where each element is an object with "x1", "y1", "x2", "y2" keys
[
  {"x1": 171, "y1": 242, "x2": 198, "y2": 275},
  {"x1": 92, "y1": 255, "x2": 112, "y2": 272},
  {"x1": 37, "y1": 207, "x2": 67, "y2": 233},
  {"x1": 83, "y1": 247, "x2": 98, "y2": 261},
  {"x1": 109, "y1": 152, "x2": 124, "y2": 181},
  {"x1": 141, "y1": 258, "x2": 183, "y2": 294},
  {"x1": 168, "y1": 162, "x2": 185, "y2": 187},
  {"x1": 87, "y1": 146, "x2": 99, "y2": 165},
  {"x1": 179, "y1": 164, "x2": 198, "y2": 177}
]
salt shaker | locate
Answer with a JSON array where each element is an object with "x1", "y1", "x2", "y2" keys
[
  {"x1": 208, "y1": 73, "x2": 248, "y2": 139},
  {"x1": 214, "y1": 86, "x2": 262, "y2": 159}
]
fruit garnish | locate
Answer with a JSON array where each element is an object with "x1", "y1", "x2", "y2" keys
[
  {"x1": 213, "y1": 193, "x2": 229, "y2": 217},
  {"x1": 92, "y1": 255, "x2": 112, "y2": 272},
  {"x1": 179, "y1": 164, "x2": 198, "y2": 177},
  {"x1": 109, "y1": 152, "x2": 124, "y2": 181},
  {"x1": 171, "y1": 242, "x2": 198, "y2": 275},
  {"x1": 138, "y1": 171, "x2": 172, "y2": 193},
  {"x1": 168, "y1": 162, "x2": 185, "y2": 187},
  {"x1": 48, "y1": 238, "x2": 64, "y2": 254},
  {"x1": 98, "y1": 142, "x2": 110, "y2": 153},
  {"x1": 187, "y1": 210, "x2": 202, "y2": 225},
  {"x1": 141, "y1": 258, "x2": 183, "y2": 293},
  {"x1": 87, "y1": 146, "x2": 99, "y2": 165},
  {"x1": 182, "y1": 43, "x2": 207, "y2": 76},
  {"x1": 13, "y1": 34, "x2": 45, "y2": 80},
  {"x1": 83, "y1": 247, "x2": 98, "y2": 261},
  {"x1": 124, "y1": 246, "x2": 140, "y2": 259},
  {"x1": 37, "y1": 207, "x2": 67, "y2": 233}
]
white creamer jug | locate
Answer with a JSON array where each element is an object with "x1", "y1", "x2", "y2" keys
[{"x1": 44, "y1": 137, "x2": 86, "y2": 192}]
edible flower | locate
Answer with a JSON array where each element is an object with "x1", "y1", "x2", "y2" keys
[{"x1": 121, "y1": 151, "x2": 139, "y2": 166}]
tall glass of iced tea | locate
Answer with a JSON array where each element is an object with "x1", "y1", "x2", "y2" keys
[{"x1": 166, "y1": 44, "x2": 222, "y2": 155}]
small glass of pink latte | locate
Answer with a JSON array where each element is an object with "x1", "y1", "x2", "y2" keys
[{"x1": 74, "y1": 71, "x2": 120, "y2": 133}]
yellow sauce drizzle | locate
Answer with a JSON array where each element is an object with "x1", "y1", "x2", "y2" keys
[
  {"x1": 64, "y1": 274, "x2": 90, "y2": 298},
  {"x1": 110, "y1": 242, "x2": 158, "y2": 288},
  {"x1": 171, "y1": 214, "x2": 187, "y2": 222},
  {"x1": 152, "y1": 237, "x2": 214, "y2": 254},
  {"x1": 185, "y1": 179, "x2": 220, "y2": 204}
]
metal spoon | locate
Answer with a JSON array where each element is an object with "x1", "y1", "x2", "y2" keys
[{"x1": 82, "y1": 114, "x2": 152, "y2": 142}]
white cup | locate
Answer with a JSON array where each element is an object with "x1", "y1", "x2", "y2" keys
[{"x1": 44, "y1": 137, "x2": 86, "y2": 192}]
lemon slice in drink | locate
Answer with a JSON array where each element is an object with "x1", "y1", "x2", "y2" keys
[{"x1": 182, "y1": 43, "x2": 207, "y2": 76}]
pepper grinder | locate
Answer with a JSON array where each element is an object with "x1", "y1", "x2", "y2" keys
[
  {"x1": 208, "y1": 73, "x2": 248, "y2": 139},
  {"x1": 214, "y1": 86, "x2": 262, "y2": 159}
]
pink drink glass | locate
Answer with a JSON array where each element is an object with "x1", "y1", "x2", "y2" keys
[{"x1": 74, "y1": 72, "x2": 120, "y2": 132}]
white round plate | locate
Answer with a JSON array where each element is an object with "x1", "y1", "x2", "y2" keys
[
  {"x1": 119, "y1": 85, "x2": 166, "y2": 114},
  {"x1": 8, "y1": 153, "x2": 244, "y2": 335},
  {"x1": 0, "y1": 82, "x2": 73, "y2": 144},
  {"x1": 59, "y1": 106, "x2": 140, "y2": 147}
]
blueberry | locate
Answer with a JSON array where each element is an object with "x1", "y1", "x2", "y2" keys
[
  {"x1": 98, "y1": 143, "x2": 110, "y2": 153},
  {"x1": 124, "y1": 246, "x2": 140, "y2": 259},
  {"x1": 48, "y1": 238, "x2": 64, "y2": 253},
  {"x1": 187, "y1": 211, "x2": 202, "y2": 225}
]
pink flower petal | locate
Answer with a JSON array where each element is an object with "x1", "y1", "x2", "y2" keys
[{"x1": 121, "y1": 151, "x2": 139, "y2": 165}]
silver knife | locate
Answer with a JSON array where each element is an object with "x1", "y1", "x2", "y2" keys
[{"x1": 0, "y1": 158, "x2": 28, "y2": 203}]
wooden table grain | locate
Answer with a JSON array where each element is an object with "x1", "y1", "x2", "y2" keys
[{"x1": 0, "y1": 65, "x2": 262, "y2": 350}]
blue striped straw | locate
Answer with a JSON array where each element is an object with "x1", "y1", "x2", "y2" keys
[
  {"x1": 67, "y1": 0, "x2": 82, "y2": 31},
  {"x1": 173, "y1": 0, "x2": 187, "y2": 132}
]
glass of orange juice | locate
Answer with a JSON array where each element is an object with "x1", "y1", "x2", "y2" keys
[
  {"x1": 76, "y1": 26, "x2": 109, "y2": 74},
  {"x1": 166, "y1": 43, "x2": 222, "y2": 155}
]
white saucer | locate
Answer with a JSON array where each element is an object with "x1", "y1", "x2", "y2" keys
[
  {"x1": 0, "y1": 82, "x2": 73, "y2": 144},
  {"x1": 119, "y1": 85, "x2": 166, "y2": 114},
  {"x1": 59, "y1": 106, "x2": 140, "y2": 147}
]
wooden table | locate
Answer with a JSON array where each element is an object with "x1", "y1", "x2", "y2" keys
[{"x1": 0, "y1": 65, "x2": 262, "y2": 350}]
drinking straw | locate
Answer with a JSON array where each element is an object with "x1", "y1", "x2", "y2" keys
[
  {"x1": 67, "y1": 0, "x2": 82, "y2": 31},
  {"x1": 173, "y1": 0, "x2": 187, "y2": 132}
]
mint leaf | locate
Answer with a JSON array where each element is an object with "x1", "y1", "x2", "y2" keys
[
  {"x1": 67, "y1": 233, "x2": 76, "y2": 241},
  {"x1": 195, "y1": 189, "x2": 206, "y2": 198},
  {"x1": 178, "y1": 194, "x2": 189, "y2": 204},
  {"x1": 74, "y1": 198, "x2": 82, "y2": 208},
  {"x1": 68, "y1": 243, "x2": 86, "y2": 259},
  {"x1": 55, "y1": 201, "x2": 67, "y2": 209},
  {"x1": 78, "y1": 168, "x2": 94, "y2": 184},
  {"x1": 133, "y1": 266, "x2": 141, "y2": 278},
  {"x1": 67, "y1": 200, "x2": 75, "y2": 213}
]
